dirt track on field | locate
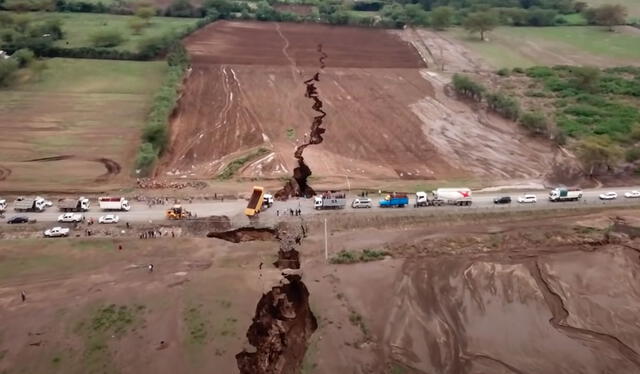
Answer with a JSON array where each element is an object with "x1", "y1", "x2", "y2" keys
[{"x1": 159, "y1": 21, "x2": 570, "y2": 185}]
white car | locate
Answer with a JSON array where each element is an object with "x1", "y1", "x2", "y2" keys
[
  {"x1": 518, "y1": 194, "x2": 537, "y2": 203},
  {"x1": 599, "y1": 192, "x2": 618, "y2": 200},
  {"x1": 57, "y1": 212, "x2": 83, "y2": 223},
  {"x1": 44, "y1": 200, "x2": 53, "y2": 208},
  {"x1": 44, "y1": 227, "x2": 69, "y2": 237},
  {"x1": 99, "y1": 214, "x2": 120, "y2": 224},
  {"x1": 624, "y1": 190, "x2": 640, "y2": 198}
]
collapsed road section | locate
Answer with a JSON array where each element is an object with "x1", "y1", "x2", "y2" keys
[{"x1": 237, "y1": 222, "x2": 317, "y2": 374}]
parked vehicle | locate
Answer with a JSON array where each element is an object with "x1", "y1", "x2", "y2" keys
[
  {"x1": 245, "y1": 186, "x2": 265, "y2": 217},
  {"x1": 314, "y1": 192, "x2": 346, "y2": 210},
  {"x1": 44, "y1": 200, "x2": 53, "y2": 208},
  {"x1": 624, "y1": 190, "x2": 640, "y2": 198},
  {"x1": 44, "y1": 227, "x2": 70, "y2": 238},
  {"x1": 7, "y1": 216, "x2": 29, "y2": 224},
  {"x1": 379, "y1": 193, "x2": 409, "y2": 208},
  {"x1": 599, "y1": 191, "x2": 618, "y2": 200},
  {"x1": 98, "y1": 197, "x2": 131, "y2": 211},
  {"x1": 493, "y1": 196, "x2": 512, "y2": 204},
  {"x1": 57, "y1": 213, "x2": 84, "y2": 223},
  {"x1": 263, "y1": 193, "x2": 274, "y2": 208},
  {"x1": 518, "y1": 194, "x2": 537, "y2": 203},
  {"x1": 14, "y1": 196, "x2": 47, "y2": 212},
  {"x1": 549, "y1": 188, "x2": 582, "y2": 202},
  {"x1": 0, "y1": 198, "x2": 6, "y2": 213},
  {"x1": 351, "y1": 198, "x2": 372, "y2": 208},
  {"x1": 57, "y1": 197, "x2": 90, "y2": 212},
  {"x1": 432, "y1": 188, "x2": 472, "y2": 206},
  {"x1": 99, "y1": 215, "x2": 120, "y2": 224},
  {"x1": 415, "y1": 191, "x2": 429, "y2": 207}
]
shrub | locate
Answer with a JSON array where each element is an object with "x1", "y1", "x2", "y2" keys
[
  {"x1": 496, "y1": 68, "x2": 510, "y2": 76},
  {"x1": 512, "y1": 67, "x2": 525, "y2": 74},
  {"x1": 486, "y1": 91, "x2": 521, "y2": 120},
  {"x1": 625, "y1": 147, "x2": 640, "y2": 163},
  {"x1": 216, "y1": 148, "x2": 270, "y2": 180},
  {"x1": 452, "y1": 74, "x2": 485, "y2": 102},
  {"x1": 11, "y1": 48, "x2": 35, "y2": 67},
  {"x1": 0, "y1": 58, "x2": 19, "y2": 87},
  {"x1": 329, "y1": 249, "x2": 389, "y2": 264},
  {"x1": 519, "y1": 111, "x2": 547, "y2": 135},
  {"x1": 89, "y1": 30, "x2": 126, "y2": 48}
]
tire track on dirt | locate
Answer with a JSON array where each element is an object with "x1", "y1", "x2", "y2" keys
[
  {"x1": 0, "y1": 165, "x2": 12, "y2": 181},
  {"x1": 21, "y1": 155, "x2": 121, "y2": 182}
]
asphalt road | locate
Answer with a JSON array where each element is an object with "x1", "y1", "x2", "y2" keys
[{"x1": 3, "y1": 187, "x2": 640, "y2": 225}]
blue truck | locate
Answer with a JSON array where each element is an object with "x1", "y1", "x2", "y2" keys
[{"x1": 379, "y1": 193, "x2": 409, "y2": 208}]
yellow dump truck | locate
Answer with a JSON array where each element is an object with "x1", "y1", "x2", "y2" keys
[
  {"x1": 244, "y1": 186, "x2": 265, "y2": 217},
  {"x1": 166, "y1": 204, "x2": 192, "y2": 220}
]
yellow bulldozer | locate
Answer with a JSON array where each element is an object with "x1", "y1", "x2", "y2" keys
[{"x1": 166, "y1": 204, "x2": 192, "y2": 220}]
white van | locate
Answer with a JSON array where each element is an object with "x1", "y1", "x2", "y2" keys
[{"x1": 351, "y1": 198, "x2": 372, "y2": 208}]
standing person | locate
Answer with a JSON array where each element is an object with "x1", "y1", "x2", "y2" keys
[
  {"x1": 21, "y1": 291, "x2": 26, "y2": 302},
  {"x1": 148, "y1": 264, "x2": 154, "y2": 273},
  {"x1": 118, "y1": 244, "x2": 123, "y2": 251},
  {"x1": 276, "y1": 210, "x2": 279, "y2": 217}
]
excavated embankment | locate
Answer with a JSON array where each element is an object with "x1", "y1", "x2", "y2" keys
[{"x1": 236, "y1": 222, "x2": 317, "y2": 373}]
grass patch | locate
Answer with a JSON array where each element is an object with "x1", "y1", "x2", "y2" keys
[
  {"x1": 286, "y1": 128, "x2": 295, "y2": 139},
  {"x1": 448, "y1": 26, "x2": 640, "y2": 68},
  {"x1": 75, "y1": 303, "x2": 145, "y2": 373},
  {"x1": 184, "y1": 304, "x2": 209, "y2": 345},
  {"x1": 349, "y1": 310, "x2": 370, "y2": 338},
  {"x1": 216, "y1": 147, "x2": 270, "y2": 180},
  {"x1": 0, "y1": 58, "x2": 165, "y2": 191},
  {"x1": 330, "y1": 249, "x2": 389, "y2": 264},
  {"x1": 6, "y1": 12, "x2": 199, "y2": 53}
]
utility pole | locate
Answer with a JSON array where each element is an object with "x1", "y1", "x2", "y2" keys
[{"x1": 324, "y1": 218, "x2": 328, "y2": 262}]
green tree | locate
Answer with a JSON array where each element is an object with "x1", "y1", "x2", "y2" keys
[
  {"x1": 574, "y1": 135, "x2": 623, "y2": 175},
  {"x1": 463, "y1": 11, "x2": 499, "y2": 41},
  {"x1": 166, "y1": 0, "x2": 195, "y2": 17},
  {"x1": 431, "y1": 6, "x2": 454, "y2": 30},
  {"x1": 135, "y1": 6, "x2": 156, "y2": 24},
  {"x1": 89, "y1": 30, "x2": 126, "y2": 48},
  {"x1": 404, "y1": 4, "x2": 429, "y2": 26},
  {"x1": 593, "y1": 4, "x2": 627, "y2": 31},
  {"x1": 452, "y1": 73, "x2": 485, "y2": 101}
]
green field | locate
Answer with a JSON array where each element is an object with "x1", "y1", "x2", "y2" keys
[
  {"x1": 346, "y1": 10, "x2": 380, "y2": 18},
  {"x1": 0, "y1": 58, "x2": 167, "y2": 191},
  {"x1": 30, "y1": 12, "x2": 198, "y2": 52},
  {"x1": 449, "y1": 26, "x2": 640, "y2": 69},
  {"x1": 583, "y1": 0, "x2": 640, "y2": 19}
]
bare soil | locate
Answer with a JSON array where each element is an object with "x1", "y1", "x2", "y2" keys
[
  {"x1": 158, "y1": 21, "x2": 567, "y2": 188},
  {"x1": 2, "y1": 209, "x2": 640, "y2": 373}
]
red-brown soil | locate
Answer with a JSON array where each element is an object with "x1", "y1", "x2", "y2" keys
[{"x1": 159, "y1": 21, "x2": 568, "y2": 186}]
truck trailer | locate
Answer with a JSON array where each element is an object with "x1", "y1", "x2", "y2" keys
[
  {"x1": 14, "y1": 196, "x2": 47, "y2": 212},
  {"x1": 57, "y1": 197, "x2": 90, "y2": 212},
  {"x1": 432, "y1": 188, "x2": 472, "y2": 206},
  {"x1": 314, "y1": 192, "x2": 346, "y2": 210},
  {"x1": 245, "y1": 186, "x2": 265, "y2": 217},
  {"x1": 98, "y1": 197, "x2": 131, "y2": 211},
  {"x1": 549, "y1": 187, "x2": 582, "y2": 202},
  {"x1": 379, "y1": 193, "x2": 409, "y2": 208}
]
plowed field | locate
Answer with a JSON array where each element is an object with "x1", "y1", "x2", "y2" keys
[{"x1": 159, "y1": 21, "x2": 566, "y2": 186}]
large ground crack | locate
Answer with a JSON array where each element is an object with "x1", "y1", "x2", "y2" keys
[
  {"x1": 236, "y1": 221, "x2": 317, "y2": 373},
  {"x1": 276, "y1": 45, "x2": 328, "y2": 199}
]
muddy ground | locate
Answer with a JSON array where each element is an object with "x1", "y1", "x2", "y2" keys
[
  {"x1": 2, "y1": 208, "x2": 640, "y2": 373},
  {"x1": 158, "y1": 21, "x2": 569, "y2": 186}
]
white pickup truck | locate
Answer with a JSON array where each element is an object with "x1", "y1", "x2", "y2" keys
[
  {"x1": 44, "y1": 227, "x2": 70, "y2": 238},
  {"x1": 57, "y1": 212, "x2": 84, "y2": 223}
]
